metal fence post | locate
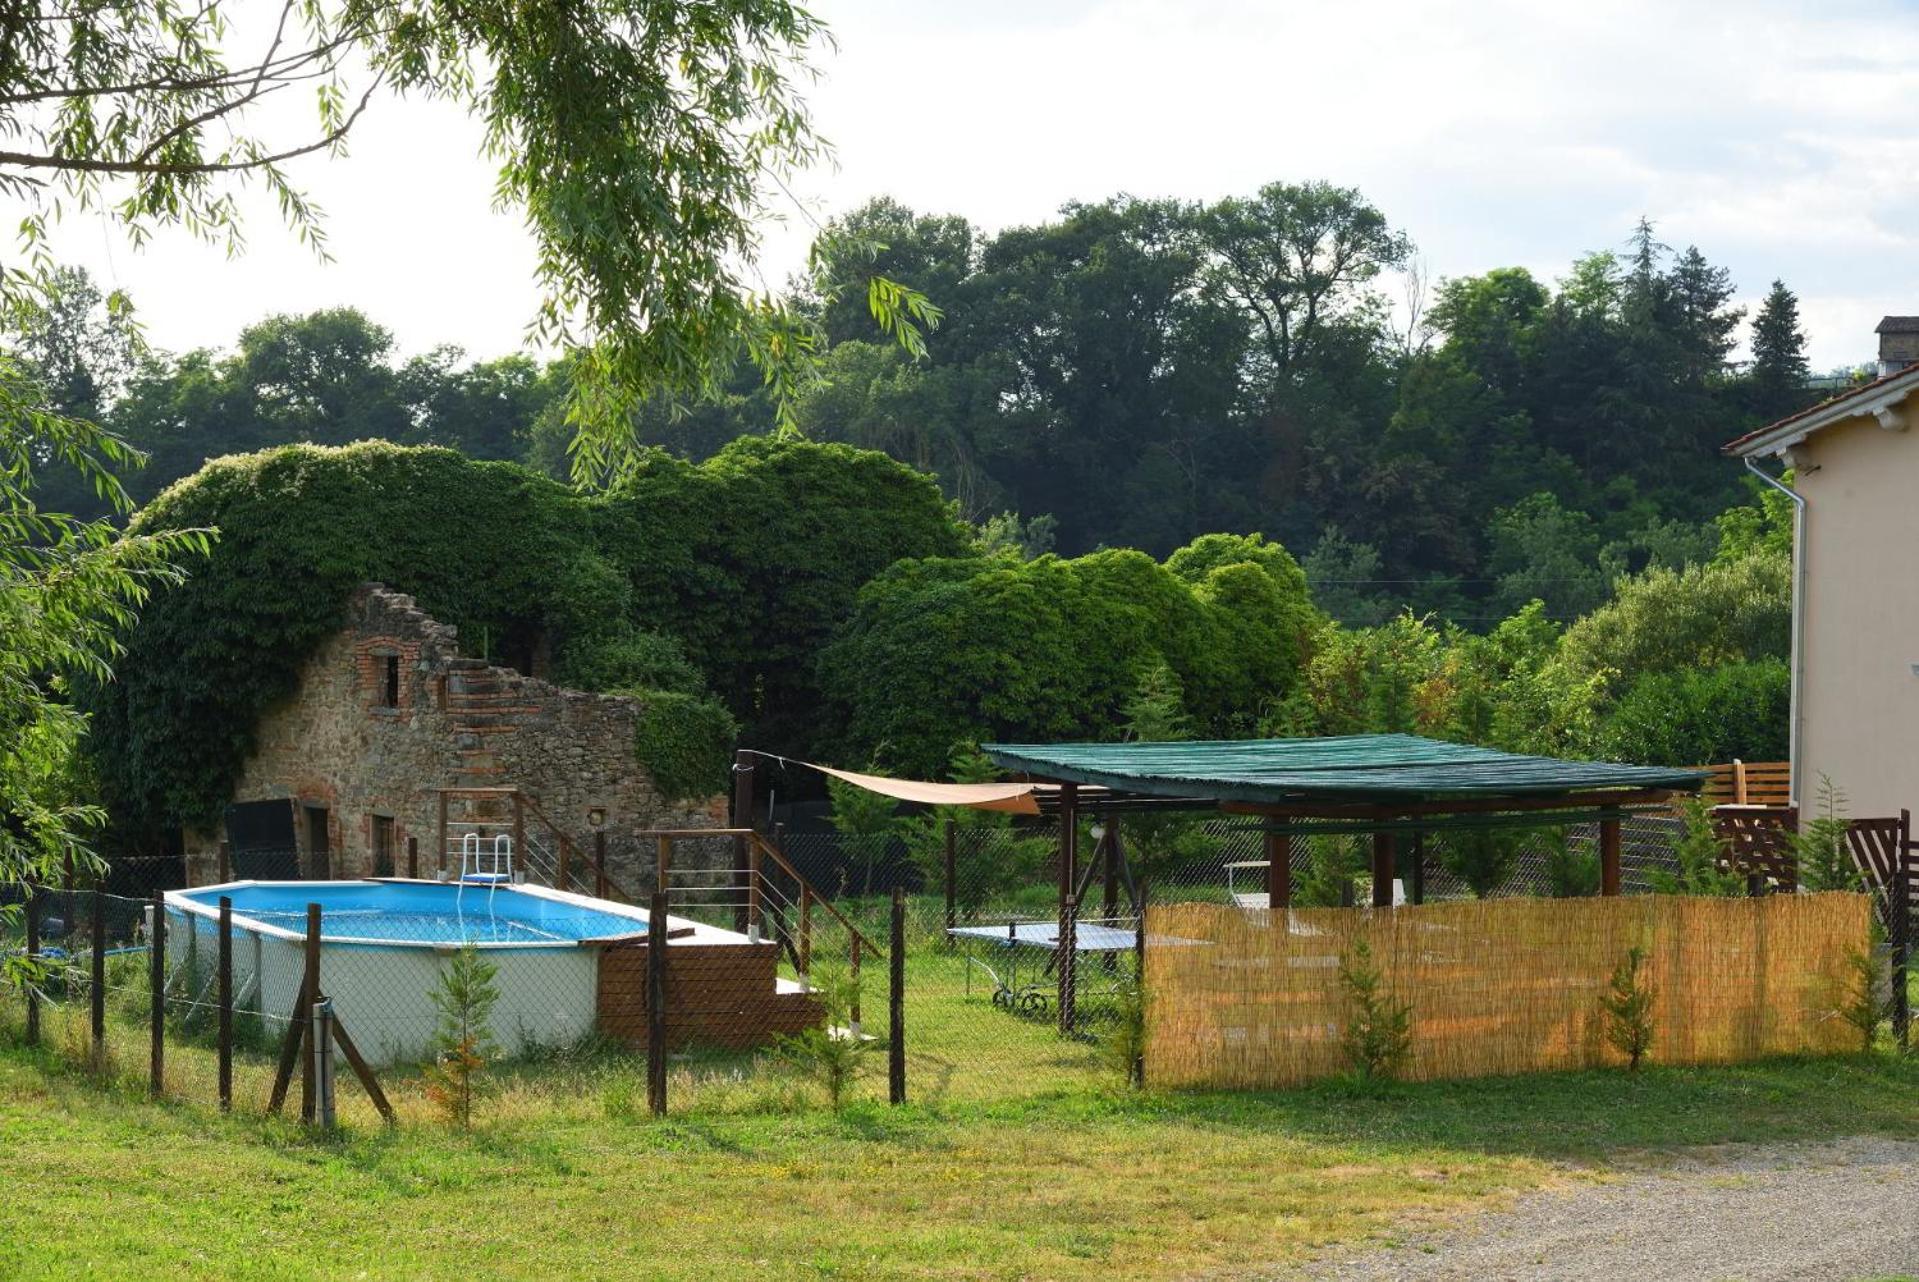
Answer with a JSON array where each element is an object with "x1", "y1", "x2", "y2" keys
[
  {"x1": 943, "y1": 817, "x2": 957, "y2": 946},
  {"x1": 89, "y1": 888, "x2": 105, "y2": 1068},
  {"x1": 217, "y1": 896, "x2": 233, "y2": 1112},
  {"x1": 647, "y1": 892, "x2": 668, "y2": 1117},
  {"x1": 22, "y1": 887, "x2": 38, "y2": 1048},
  {"x1": 850, "y1": 938, "x2": 863, "y2": 1039},
  {"x1": 1058, "y1": 893, "x2": 1078, "y2": 1037},
  {"x1": 149, "y1": 890, "x2": 166, "y2": 1097},
  {"x1": 889, "y1": 887, "x2": 906, "y2": 1106},
  {"x1": 300, "y1": 903, "x2": 320, "y2": 1124},
  {"x1": 1893, "y1": 816, "x2": 1911, "y2": 1051},
  {"x1": 311, "y1": 997, "x2": 337, "y2": 1128},
  {"x1": 798, "y1": 887, "x2": 813, "y2": 988},
  {"x1": 1132, "y1": 882, "x2": 1148, "y2": 1088}
]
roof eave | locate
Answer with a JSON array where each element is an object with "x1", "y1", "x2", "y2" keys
[{"x1": 1724, "y1": 365, "x2": 1919, "y2": 459}]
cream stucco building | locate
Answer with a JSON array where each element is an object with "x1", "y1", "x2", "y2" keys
[{"x1": 1725, "y1": 318, "x2": 1919, "y2": 818}]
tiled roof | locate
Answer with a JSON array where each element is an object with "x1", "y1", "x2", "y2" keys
[
  {"x1": 1722, "y1": 362, "x2": 1919, "y2": 456},
  {"x1": 1876, "y1": 316, "x2": 1919, "y2": 334}
]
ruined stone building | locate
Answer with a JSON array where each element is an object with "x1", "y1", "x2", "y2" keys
[{"x1": 185, "y1": 585, "x2": 723, "y2": 887}]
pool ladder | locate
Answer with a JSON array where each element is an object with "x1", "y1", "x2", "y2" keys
[{"x1": 458, "y1": 833, "x2": 516, "y2": 885}]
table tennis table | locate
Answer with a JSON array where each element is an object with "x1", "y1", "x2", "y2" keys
[{"x1": 946, "y1": 919, "x2": 1176, "y2": 1015}]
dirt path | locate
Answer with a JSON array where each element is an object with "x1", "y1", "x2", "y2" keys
[{"x1": 1283, "y1": 1137, "x2": 1919, "y2": 1282}]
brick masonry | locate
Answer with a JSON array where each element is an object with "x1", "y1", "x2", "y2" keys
[{"x1": 183, "y1": 584, "x2": 724, "y2": 887}]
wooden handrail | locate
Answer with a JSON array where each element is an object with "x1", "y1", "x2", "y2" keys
[
  {"x1": 491, "y1": 801, "x2": 886, "y2": 961},
  {"x1": 751, "y1": 833, "x2": 884, "y2": 961},
  {"x1": 516, "y1": 791, "x2": 647, "y2": 905}
]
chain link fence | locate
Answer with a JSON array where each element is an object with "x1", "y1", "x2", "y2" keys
[{"x1": 3, "y1": 807, "x2": 1905, "y2": 1130}]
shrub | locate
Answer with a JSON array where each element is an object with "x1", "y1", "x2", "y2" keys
[
  {"x1": 1101, "y1": 974, "x2": 1147, "y2": 1088},
  {"x1": 1596, "y1": 659, "x2": 1789, "y2": 768},
  {"x1": 1338, "y1": 937, "x2": 1413, "y2": 1082},
  {"x1": 1649, "y1": 799, "x2": 1745, "y2": 897},
  {"x1": 772, "y1": 965, "x2": 871, "y2": 1110},
  {"x1": 1440, "y1": 827, "x2": 1522, "y2": 899},
  {"x1": 1836, "y1": 922, "x2": 1887, "y2": 1053},
  {"x1": 1794, "y1": 775, "x2": 1860, "y2": 893},
  {"x1": 628, "y1": 689, "x2": 739, "y2": 803},
  {"x1": 818, "y1": 535, "x2": 1318, "y2": 776},
  {"x1": 1600, "y1": 945, "x2": 1655, "y2": 1070},
  {"x1": 424, "y1": 945, "x2": 500, "y2": 1129},
  {"x1": 1545, "y1": 830, "x2": 1601, "y2": 898},
  {"x1": 1295, "y1": 835, "x2": 1365, "y2": 908}
]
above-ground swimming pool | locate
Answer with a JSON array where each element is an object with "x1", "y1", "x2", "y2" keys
[
  {"x1": 163, "y1": 880, "x2": 797, "y2": 1065},
  {"x1": 173, "y1": 879, "x2": 660, "y2": 947}
]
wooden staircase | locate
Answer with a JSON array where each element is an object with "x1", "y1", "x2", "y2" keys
[
  {"x1": 597, "y1": 938, "x2": 823, "y2": 1051},
  {"x1": 432, "y1": 787, "x2": 851, "y2": 1053}
]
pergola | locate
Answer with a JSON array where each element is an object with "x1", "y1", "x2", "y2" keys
[{"x1": 982, "y1": 733, "x2": 1707, "y2": 912}]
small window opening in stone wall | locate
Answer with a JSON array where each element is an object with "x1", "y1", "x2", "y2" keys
[{"x1": 382, "y1": 654, "x2": 401, "y2": 708}]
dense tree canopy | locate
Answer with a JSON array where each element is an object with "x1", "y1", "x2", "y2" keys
[
  {"x1": 12, "y1": 154, "x2": 1835, "y2": 853},
  {"x1": 84, "y1": 438, "x2": 966, "y2": 843},
  {"x1": 1, "y1": 0, "x2": 956, "y2": 887},
  {"x1": 22, "y1": 176, "x2": 1841, "y2": 641},
  {"x1": 818, "y1": 534, "x2": 1321, "y2": 776}
]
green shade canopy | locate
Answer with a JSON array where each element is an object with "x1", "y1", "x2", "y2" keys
[{"x1": 981, "y1": 734, "x2": 1705, "y2": 808}]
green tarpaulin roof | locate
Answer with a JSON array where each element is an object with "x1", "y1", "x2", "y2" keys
[{"x1": 981, "y1": 734, "x2": 1705, "y2": 808}]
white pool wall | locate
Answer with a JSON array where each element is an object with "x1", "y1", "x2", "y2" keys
[{"x1": 165, "y1": 880, "x2": 660, "y2": 1065}]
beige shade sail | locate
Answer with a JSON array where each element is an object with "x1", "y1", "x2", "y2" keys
[{"x1": 812, "y1": 764, "x2": 1042, "y2": 815}]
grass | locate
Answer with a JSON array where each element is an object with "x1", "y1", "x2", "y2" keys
[
  {"x1": 6, "y1": 902, "x2": 1915, "y2": 1279},
  {"x1": 3, "y1": 986, "x2": 1918, "y2": 1281}
]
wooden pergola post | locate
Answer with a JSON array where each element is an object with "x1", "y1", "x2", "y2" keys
[
  {"x1": 1057, "y1": 783, "x2": 1079, "y2": 913},
  {"x1": 1600, "y1": 814, "x2": 1622, "y2": 897},
  {"x1": 1371, "y1": 830, "x2": 1396, "y2": 907},
  {"x1": 1264, "y1": 830, "x2": 1291, "y2": 910}
]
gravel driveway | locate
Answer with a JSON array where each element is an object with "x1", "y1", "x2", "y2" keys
[{"x1": 1285, "y1": 1137, "x2": 1919, "y2": 1282}]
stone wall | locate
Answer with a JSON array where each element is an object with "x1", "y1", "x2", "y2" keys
[{"x1": 184, "y1": 585, "x2": 724, "y2": 888}]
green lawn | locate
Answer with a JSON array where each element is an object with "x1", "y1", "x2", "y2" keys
[{"x1": 3, "y1": 994, "x2": 1917, "y2": 1281}]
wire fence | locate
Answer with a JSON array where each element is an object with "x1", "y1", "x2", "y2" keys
[{"x1": 0, "y1": 812, "x2": 1907, "y2": 1131}]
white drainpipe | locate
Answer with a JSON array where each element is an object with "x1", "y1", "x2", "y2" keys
[{"x1": 1743, "y1": 455, "x2": 1806, "y2": 805}]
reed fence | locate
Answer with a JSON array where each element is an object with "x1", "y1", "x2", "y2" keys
[{"x1": 1144, "y1": 892, "x2": 1871, "y2": 1089}]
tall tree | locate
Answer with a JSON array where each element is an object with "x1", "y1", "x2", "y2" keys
[
  {"x1": 0, "y1": 1, "x2": 933, "y2": 484},
  {"x1": 1748, "y1": 280, "x2": 1812, "y2": 422},
  {"x1": 808, "y1": 199, "x2": 979, "y2": 350},
  {"x1": 1667, "y1": 245, "x2": 1743, "y2": 385},
  {"x1": 8, "y1": 267, "x2": 140, "y2": 421},
  {"x1": 1197, "y1": 181, "x2": 1412, "y2": 390},
  {"x1": 1, "y1": 389, "x2": 210, "y2": 886}
]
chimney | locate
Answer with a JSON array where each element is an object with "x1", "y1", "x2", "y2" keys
[{"x1": 1876, "y1": 316, "x2": 1919, "y2": 377}]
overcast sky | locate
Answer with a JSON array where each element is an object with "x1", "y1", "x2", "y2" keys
[{"x1": 29, "y1": 0, "x2": 1919, "y2": 372}]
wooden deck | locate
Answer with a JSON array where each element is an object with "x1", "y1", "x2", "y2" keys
[{"x1": 596, "y1": 938, "x2": 822, "y2": 1051}]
